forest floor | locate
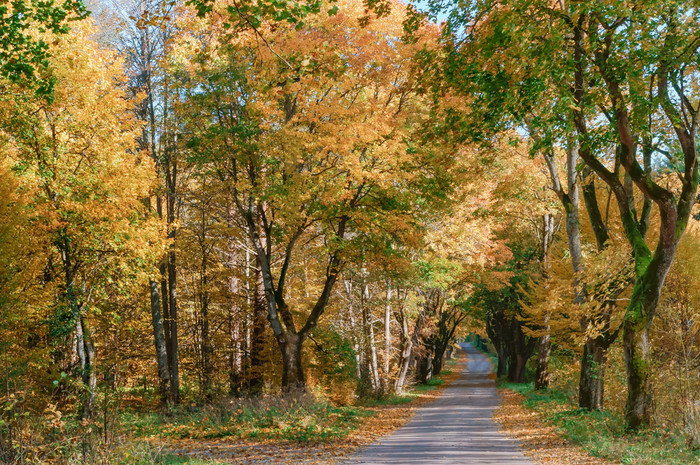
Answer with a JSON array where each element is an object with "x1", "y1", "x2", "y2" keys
[
  {"x1": 155, "y1": 357, "x2": 463, "y2": 465},
  {"x1": 153, "y1": 345, "x2": 630, "y2": 465},
  {"x1": 496, "y1": 380, "x2": 700, "y2": 465},
  {"x1": 494, "y1": 388, "x2": 614, "y2": 465}
]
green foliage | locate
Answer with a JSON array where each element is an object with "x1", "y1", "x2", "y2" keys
[
  {"x1": 309, "y1": 329, "x2": 357, "y2": 382},
  {"x1": 186, "y1": 0, "x2": 332, "y2": 30},
  {"x1": 0, "y1": 0, "x2": 88, "y2": 98}
]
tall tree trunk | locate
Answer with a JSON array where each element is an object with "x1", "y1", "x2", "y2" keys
[
  {"x1": 78, "y1": 315, "x2": 97, "y2": 419},
  {"x1": 416, "y1": 348, "x2": 433, "y2": 384},
  {"x1": 431, "y1": 350, "x2": 444, "y2": 377},
  {"x1": 496, "y1": 349, "x2": 507, "y2": 378},
  {"x1": 534, "y1": 321, "x2": 551, "y2": 389},
  {"x1": 486, "y1": 314, "x2": 508, "y2": 378},
  {"x1": 578, "y1": 339, "x2": 606, "y2": 410},
  {"x1": 200, "y1": 259, "x2": 211, "y2": 400},
  {"x1": 149, "y1": 280, "x2": 171, "y2": 411},
  {"x1": 507, "y1": 318, "x2": 536, "y2": 383},
  {"x1": 348, "y1": 300, "x2": 362, "y2": 381},
  {"x1": 248, "y1": 265, "x2": 267, "y2": 395},
  {"x1": 228, "y1": 307, "x2": 242, "y2": 396},
  {"x1": 534, "y1": 212, "x2": 556, "y2": 390},
  {"x1": 167, "y1": 249, "x2": 179, "y2": 404},
  {"x1": 395, "y1": 309, "x2": 421, "y2": 394},
  {"x1": 383, "y1": 286, "x2": 392, "y2": 392},
  {"x1": 362, "y1": 283, "x2": 380, "y2": 392}
]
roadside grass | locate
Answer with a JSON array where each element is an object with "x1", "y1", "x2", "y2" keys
[
  {"x1": 104, "y1": 441, "x2": 228, "y2": 464},
  {"x1": 124, "y1": 398, "x2": 367, "y2": 443},
  {"x1": 123, "y1": 352, "x2": 464, "y2": 446},
  {"x1": 414, "y1": 378, "x2": 445, "y2": 392},
  {"x1": 498, "y1": 381, "x2": 700, "y2": 465}
]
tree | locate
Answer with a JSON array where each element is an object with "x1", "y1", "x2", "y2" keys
[
  {"x1": 169, "y1": 0, "x2": 448, "y2": 390},
  {"x1": 0, "y1": 19, "x2": 162, "y2": 417},
  {"x1": 418, "y1": 0, "x2": 700, "y2": 428},
  {"x1": 0, "y1": 0, "x2": 88, "y2": 97}
]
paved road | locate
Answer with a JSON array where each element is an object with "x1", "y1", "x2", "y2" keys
[{"x1": 345, "y1": 343, "x2": 534, "y2": 465}]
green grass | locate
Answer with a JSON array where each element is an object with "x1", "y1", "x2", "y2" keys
[
  {"x1": 358, "y1": 393, "x2": 416, "y2": 407},
  {"x1": 501, "y1": 382, "x2": 700, "y2": 465},
  {"x1": 124, "y1": 401, "x2": 368, "y2": 443}
]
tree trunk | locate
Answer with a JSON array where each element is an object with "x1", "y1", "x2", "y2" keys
[
  {"x1": 383, "y1": 286, "x2": 392, "y2": 393},
  {"x1": 279, "y1": 332, "x2": 304, "y2": 390},
  {"x1": 228, "y1": 304, "x2": 242, "y2": 396},
  {"x1": 226, "y1": 213, "x2": 242, "y2": 396},
  {"x1": 149, "y1": 280, "x2": 171, "y2": 411},
  {"x1": 432, "y1": 351, "x2": 444, "y2": 377},
  {"x1": 624, "y1": 319, "x2": 652, "y2": 428},
  {"x1": 417, "y1": 350, "x2": 433, "y2": 384},
  {"x1": 349, "y1": 305, "x2": 362, "y2": 380},
  {"x1": 578, "y1": 339, "x2": 606, "y2": 410},
  {"x1": 200, "y1": 263, "x2": 212, "y2": 400},
  {"x1": 167, "y1": 250, "x2": 179, "y2": 404},
  {"x1": 249, "y1": 265, "x2": 267, "y2": 395},
  {"x1": 79, "y1": 316, "x2": 97, "y2": 419},
  {"x1": 395, "y1": 309, "x2": 420, "y2": 394},
  {"x1": 623, "y1": 283, "x2": 658, "y2": 428},
  {"x1": 364, "y1": 289, "x2": 380, "y2": 392},
  {"x1": 534, "y1": 331, "x2": 551, "y2": 390},
  {"x1": 508, "y1": 352, "x2": 528, "y2": 383},
  {"x1": 534, "y1": 213, "x2": 556, "y2": 390},
  {"x1": 496, "y1": 351, "x2": 507, "y2": 378}
]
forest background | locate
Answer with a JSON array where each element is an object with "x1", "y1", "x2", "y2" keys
[{"x1": 0, "y1": 0, "x2": 699, "y2": 463}]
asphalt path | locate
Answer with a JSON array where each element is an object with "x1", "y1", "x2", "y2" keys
[{"x1": 344, "y1": 343, "x2": 534, "y2": 465}]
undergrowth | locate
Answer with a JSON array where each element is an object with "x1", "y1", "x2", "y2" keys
[
  {"x1": 124, "y1": 355, "x2": 461, "y2": 447},
  {"x1": 499, "y1": 381, "x2": 700, "y2": 465},
  {"x1": 125, "y1": 392, "x2": 367, "y2": 443}
]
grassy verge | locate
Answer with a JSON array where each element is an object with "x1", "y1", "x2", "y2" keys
[
  {"x1": 498, "y1": 381, "x2": 700, "y2": 465},
  {"x1": 125, "y1": 399, "x2": 367, "y2": 443},
  {"x1": 122, "y1": 352, "x2": 464, "y2": 448}
]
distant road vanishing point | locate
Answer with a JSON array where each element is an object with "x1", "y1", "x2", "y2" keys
[{"x1": 345, "y1": 343, "x2": 534, "y2": 465}]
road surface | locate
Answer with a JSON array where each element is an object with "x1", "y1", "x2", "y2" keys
[{"x1": 345, "y1": 343, "x2": 534, "y2": 465}]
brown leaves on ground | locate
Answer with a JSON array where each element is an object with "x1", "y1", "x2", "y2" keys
[{"x1": 494, "y1": 388, "x2": 616, "y2": 465}]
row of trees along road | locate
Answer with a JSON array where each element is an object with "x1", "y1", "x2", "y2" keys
[
  {"x1": 0, "y1": 0, "x2": 698, "y2": 457},
  {"x1": 412, "y1": 0, "x2": 700, "y2": 429}
]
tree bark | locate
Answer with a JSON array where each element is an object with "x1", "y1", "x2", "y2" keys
[
  {"x1": 416, "y1": 349, "x2": 433, "y2": 384},
  {"x1": 395, "y1": 308, "x2": 421, "y2": 394},
  {"x1": 361, "y1": 283, "x2": 380, "y2": 392},
  {"x1": 279, "y1": 332, "x2": 304, "y2": 390},
  {"x1": 149, "y1": 280, "x2": 171, "y2": 411},
  {"x1": 432, "y1": 350, "x2": 444, "y2": 377},
  {"x1": 578, "y1": 339, "x2": 606, "y2": 410},
  {"x1": 167, "y1": 249, "x2": 179, "y2": 404},
  {"x1": 200, "y1": 258, "x2": 212, "y2": 400},
  {"x1": 248, "y1": 265, "x2": 267, "y2": 395},
  {"x1": 78, "y1": 315, "x2": 96, "y2": 419},
  {"x1": 383, "y1": 286, "x2": 392, "y2": 393},
  {"x1": 534, "y1": 332, "x2": 551, "y2": 389},
  {"x1": 533, "y1": 210, "x2": 557, "y2": 390}
]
